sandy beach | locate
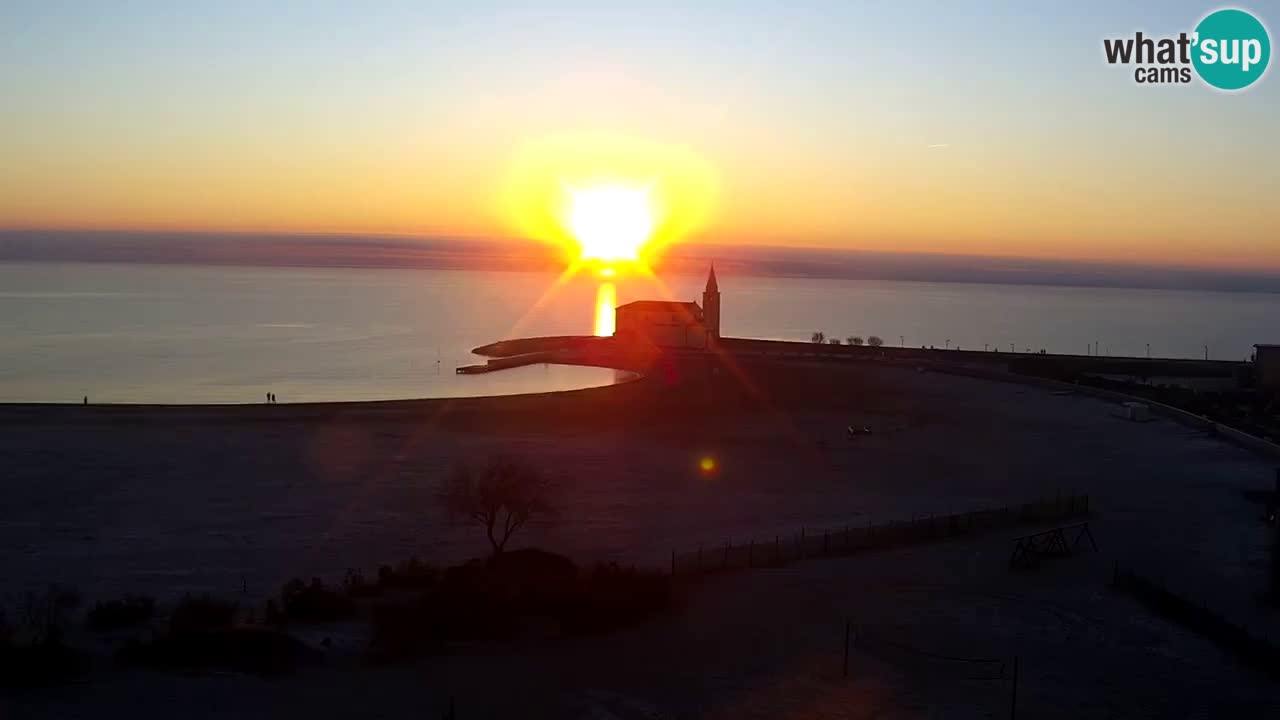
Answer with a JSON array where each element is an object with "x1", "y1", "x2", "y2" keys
[{"x1": 3, "y1": 357, "x2": 1278, "y2": 716}]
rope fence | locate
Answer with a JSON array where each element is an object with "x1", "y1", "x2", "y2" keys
[
  {"x1": 855, "y1": 627, "x2": 1008, "y2": 680},
  {"x1": 843, "y1": 620, "x2": 1022, "y2": 718},
  {"x1": 671, "y1": 493, "x2": 1090, "y2": 578},
  {"x1": 1112, "y1": 564, "x2": 1280, "y2": 676}
]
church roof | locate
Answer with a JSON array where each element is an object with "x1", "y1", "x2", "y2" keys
[
  {"x1": 616, "y1": 300, "x2": 703, "y2": 313},
  {"x1": 705, "y1": 263, "x2": 718, "y2": 292}
]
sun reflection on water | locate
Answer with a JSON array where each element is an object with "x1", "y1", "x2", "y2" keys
[{"x1": 593, "y1": 281, "x2": 616, "y2": 337}]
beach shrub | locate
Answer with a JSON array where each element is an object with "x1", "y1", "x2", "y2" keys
[
  {"x1": 850, "y1": 336, "x2": 865, "y2": 346},
  {"x1": 120, "y1": 626, "x2": 317, "y2": 676},
  {"x1": 369, "y1": 550, "x2": 572, "y2": 661},
  {"x1": 436, "y1": 560, "x2": 518, "y2": 637},
  {"x1": 810, "y1": 331, "x2": 825, "y2": 344},
  {"x1": 279, "y1": 577, "x2": 354, "y2": 623},
  {"x1": 343, "y1": 569, "x2": 380, "y2": 599},
  {"x1": 0, "y1": 588, "x2": 82, "y2": 686},
  {"x1": 0, "y1": 632, "x2": 78, "y2": 687},
  {"x1": 868, "y1": 336, "x2": 884, "y2": 347},
  {"x1": 368, "y1": 563, "x2": 501, "y2": 662},
  {"x1": 169, "y1": 594, "x2": 237, "y2": 635},
  {"x1": 87, "y1": 595, "x2": 156, "y2": 631},
  {"x1": 377, "y1": 564, "x2": 396, "y2": 588},
  {"x1": 367, "y1": 600, "x2": 440, "y2": 663},
  {"x1": 561, "y1": 563, "x2": 672, "y2": 636},
  {"x1": 487, "y1": 547, "x2": 576, "y2": 580},
  {"x1": 1270, "y1": 526, "x2": 1280, "y2": 605},
  {"x1": 16, "y1": 585, "x2": 80, "y2": 647},
  {"x1": 377, "y1": 557, "x2": 439, "y2": 591},
  {"x1": 264, "y1": 599, "x2": 285, "y2": 627},
  {"x1": 367, "y1": 550, "x2": 670, "y2": 662},
  {"x1": 119, "y1": 593, "x2": 317, "y2": 675},
  {"x1": 488, "y1": 548, "x2": 577, "y2": 616}
]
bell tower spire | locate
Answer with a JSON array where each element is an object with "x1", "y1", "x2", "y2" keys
[{"x1": 702, "y1": 263, "x2": 721, "y2": 343}]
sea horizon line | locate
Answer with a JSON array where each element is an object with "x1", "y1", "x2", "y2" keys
[{"x1": 2, "y1": 228, "x2": 1279, "y2": 295}]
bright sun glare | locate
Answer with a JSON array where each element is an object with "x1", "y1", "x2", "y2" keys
[{"x1": 565, "y1": 184, "x2": 655, "y2": 262}]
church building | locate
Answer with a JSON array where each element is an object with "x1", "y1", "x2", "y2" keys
[{"x1": 614, "y1": 265, "x2": 721, "y2": 350}]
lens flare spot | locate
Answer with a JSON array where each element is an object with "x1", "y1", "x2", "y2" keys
[{"x1": 699, "y1": 455, "x2": 718, "y2": 475}]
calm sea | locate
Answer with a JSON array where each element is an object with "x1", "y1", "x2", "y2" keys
[{"x1": 1, "y1": 261, "x2": 1276, "y2": 403}]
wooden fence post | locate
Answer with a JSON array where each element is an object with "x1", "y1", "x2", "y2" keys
[
  {"x1": 1009, "y1": 656, "x2": 1019, "y2": 719},
  {"x1": 842, "y1": 619, "x2": 850, "y2": 678}
]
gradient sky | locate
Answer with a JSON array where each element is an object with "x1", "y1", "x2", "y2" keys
[{"x1": 2, "y1": 1, "x2": 1278, "y2": 268}]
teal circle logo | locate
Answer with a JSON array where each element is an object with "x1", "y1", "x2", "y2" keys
[{"x1": 1192, "y1": 9, "x2": 1270, "y2": 90}]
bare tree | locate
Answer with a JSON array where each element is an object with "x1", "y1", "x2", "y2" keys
[
  {"x1": 867, "y1": 336, "x2": 884, "y2": 347},
  {"x1": 850, "y1": 336, "x2": 864, "y2": 346},
  {"x1": 810, "y1": 331, "x2": 826, "y2": 344},
  {"x1": 439, "y1": 457, "x2": 556, "y2": 555}
]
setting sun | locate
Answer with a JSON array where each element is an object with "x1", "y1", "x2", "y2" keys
[
  {"x1": 499, "y1": 133, "x2": 721, "y2": 270},
  {"x1": 565, "y1": 183, "x2": 655, "y2": 262}
]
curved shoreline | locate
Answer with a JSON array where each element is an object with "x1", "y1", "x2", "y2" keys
[
  {"x1": 0, "y1": 365, "x2": 642, "y2": 416},
  {"x1": 1, "y1": 330, "x2": 1250, "y2": 410},
  {"x1": 5, "y1": 333, "x2": 1273, "y2": 463}
]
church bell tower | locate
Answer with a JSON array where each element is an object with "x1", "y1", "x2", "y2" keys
[{"x1": 703, "y1": 263, "x2": 721, "y2": 343}]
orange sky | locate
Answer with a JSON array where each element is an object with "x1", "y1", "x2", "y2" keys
[
  {"x1": 5, "y1": 126, "x2": 1275, "y2": 271},
  {"x1": 3, "y1": 3, "x2": 1278, "y2": 270}
]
